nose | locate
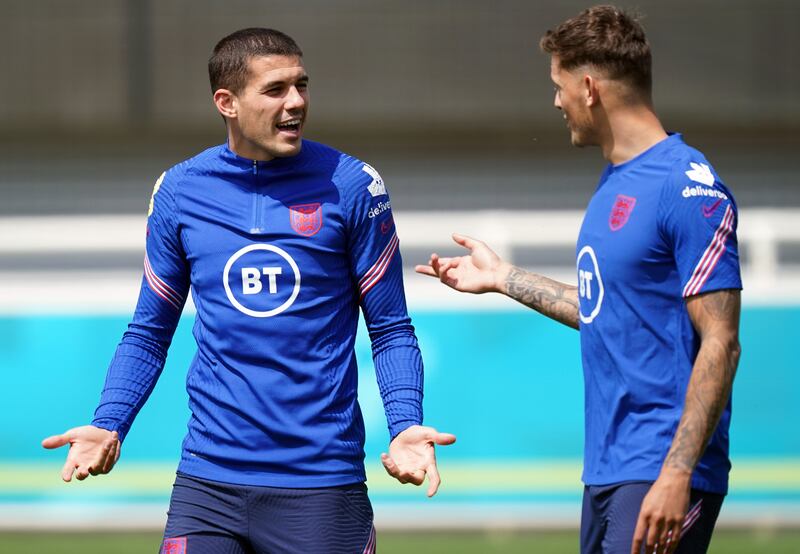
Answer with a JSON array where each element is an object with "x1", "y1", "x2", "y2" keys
[
  {"x1": 285, "y1": 86, "x2": 306, "y2": 111},
  {"x1": 554, "y1": 90, "x2": 562, "y2": 110}
]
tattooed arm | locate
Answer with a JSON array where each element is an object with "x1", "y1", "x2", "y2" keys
[
  {"x1": 632, "y1": 288, "x2": 741, "y2": 554},
  {"x1": 504, "y1": 266, "x2": 579, "y2": 329},
  {"x1": 414, "y1": 233, "x2": 579, "y2": 330}
]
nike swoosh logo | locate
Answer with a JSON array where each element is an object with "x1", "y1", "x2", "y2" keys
[{"x1": 702, "y1": 198, "x2": 723, "y2": 218}]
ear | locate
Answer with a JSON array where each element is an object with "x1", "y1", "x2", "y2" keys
[
  {"x1": 213, "y1": 89, "x2": 238, "y2": 120},
  {"x1": 582, "y1": 74, "x2": 600, "y2": 107}
]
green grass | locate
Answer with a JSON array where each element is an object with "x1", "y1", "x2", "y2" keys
[{"x1": 1, "y1": 529, "x2": 800, "y2": 553}]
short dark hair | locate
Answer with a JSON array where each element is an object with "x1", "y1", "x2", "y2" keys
[
  {"x1": 208, "y1": 28, "x2": 303, "y2": 93},
  {"x1": 540, "y1": 5, "x2": 652, "y2": 95}
]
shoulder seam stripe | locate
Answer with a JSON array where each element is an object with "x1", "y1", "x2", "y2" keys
[
  {"x1": 144, "y1": 253, "x2": 184, "y2": 310},
  {"x1": 359, "y1": 233, "x2": 399, "y2": 299},
  {"x1": 682, "y1": 205, "x2": 734, "y2": 297}
]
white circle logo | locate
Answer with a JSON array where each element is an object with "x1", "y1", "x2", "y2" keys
[
  {"x1": 223, "y1": 244, "x2": 301, "y2": 318},
  {"x1": 576, "y1": 245, "x2": 604, "y2": 324}
]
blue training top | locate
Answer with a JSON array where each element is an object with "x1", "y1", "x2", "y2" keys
[
  {"x1": 92, "y1": 140, "x2": 423, "y2": 487},
  {"x1": 576, "y1": 133, "x2": 741, "y2": 495}
]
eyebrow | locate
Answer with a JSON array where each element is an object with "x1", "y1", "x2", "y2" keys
[{"x1": 261, "y1": 74, "x2": 309, "y2": 90}]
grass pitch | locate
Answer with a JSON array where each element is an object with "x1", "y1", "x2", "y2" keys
[{"x1": 1, "y1": 529, "x2": 799, "y2": 553}]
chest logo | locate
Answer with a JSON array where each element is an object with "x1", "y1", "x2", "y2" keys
[
  {"x1": 576, "y1": 245, "x2": 604, "y2": 324},
  {"x1": 289, "y1": 203, "x2": 322, "y2": 236},
  {"x1": 223, "y1": 243, "x2": 301, "y2": 318},
  {"x1": 609, "y1": 194, "x2": 637, "y2": 231}
]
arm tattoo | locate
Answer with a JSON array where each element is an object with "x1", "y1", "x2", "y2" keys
[
  {"x1": 504, "y1": 266, "x2": 580, "y2": 330},
  {"x1": 664, "y1": 289, "x2": 741, "y2": 473}
]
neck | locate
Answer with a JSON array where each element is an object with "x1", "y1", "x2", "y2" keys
[
  {"x1": 598, "y1": 104, "x2": 668, "y2": 165},
  {"x1": 226, "y1": 127, "x2": 274, "y2": 162}
]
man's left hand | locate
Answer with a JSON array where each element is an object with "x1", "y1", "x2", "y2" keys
[
  {"x1": 631, "y1": 467, "x2": 691, "y2": 554},
  {"x1": 381, "y1": 425, "x2": 456, "y2": 497}
]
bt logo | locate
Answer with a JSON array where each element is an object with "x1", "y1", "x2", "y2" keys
[
  {"x1": 242, "y1": 267, "x2": 283, "y2": 295},
  {"x1": 578, "y1": 269, "x2": 594, "y2": 300},
  {"x1": 576, "y1": 245, "x2": 604, "y2": 324},
  {"x1": 223, "y1": 244, "x2": 301, "y2": 318}
]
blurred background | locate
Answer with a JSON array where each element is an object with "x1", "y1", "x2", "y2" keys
[{"x1": 1, "y1": 0, "x2": 799, "y2": 551}]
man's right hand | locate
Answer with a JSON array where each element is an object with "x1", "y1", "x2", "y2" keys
[
  {"x1": 41, "y1": 425, "x2": 120, "y2": 482},
  {"x1": 414, "y1": 233, "x2": 510, "y2": 294}
]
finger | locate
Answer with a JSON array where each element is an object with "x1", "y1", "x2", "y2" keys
[
  {"x1": 452, "y1": 233, "x2": 478, "y2": 251},
  {"x1": 75, "y1": 466, "x2": 91, "y2": 481},
  {"x1": 102, "y1": 437, "x2": 120, "y2": 473},
  {"x1": 89, "y1": 439, "x2": 113, "y2": 476},
  {"x1": 646, "y1": 518, "x2": 664, "y2": 554},
  {"x1": 42, "y1": 433, "x2": 71, "y2": 449},
  {"x1": 404, "y1": 469, "x2": 426, "y2": 486},
  {"x1": 665, "y1": 525, "x2": 682, "y2": 554},
  {"x1": 631, "y1": 517, "x2": 647, "y2": 554},
  {"x1": 380, "y1": 453, "x2": 403, "y2": 481},
  {"x1": 425, "y1": 461, "x2": 441, "y2": 497},
  {"x1": 432, "y1": 432, "x2": 457, "y2": 446},
  {"x1": 60, "y1": 459, "x2": 76, "y2": 482},
  {"x1": 414, "y1": 264, "x2": 438, "y2": 277},
  {"x1": 430, "y1": 253, "x2": 443, "y2": 275}
]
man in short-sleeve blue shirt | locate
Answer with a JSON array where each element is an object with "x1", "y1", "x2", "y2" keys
[{"x1": 418, "y1": 6, "x2": 741, "y2": 554}]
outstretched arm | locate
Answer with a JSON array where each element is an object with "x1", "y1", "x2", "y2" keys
[
  {"x1": 415, "y1": 233, "x2": 579, "y2": 329},
  {"x1": 632, "y1": 288, "x2": 741, "y2": 554}
]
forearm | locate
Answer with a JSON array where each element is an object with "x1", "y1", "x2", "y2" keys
[
  {"x1": 501, "y1": 265, "x2": 580, "y2": 329},
  {"x1": 662, "y1": 334, "x2": 740, "y2": 475},
  {"x1": 370, "y1": 322, "x2": 424, "y2": 439},
  {"x1": 92, "y1": 325, "x2": 171, "y2": 441}
]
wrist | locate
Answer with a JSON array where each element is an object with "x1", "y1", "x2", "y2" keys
[
  {"x1": 494, "y1": 262, "x2": 513, "y2": 294},
  {"x1": 659, "y1": 464, "x2": 693, "y2": 483}
]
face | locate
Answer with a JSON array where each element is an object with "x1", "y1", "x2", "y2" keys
[
  {"x1": 550, "y1": 56, "x2": 597, "y2": 147},
  {"x1": 224, "y1": 55, "x2": 309, "y2": 160}
]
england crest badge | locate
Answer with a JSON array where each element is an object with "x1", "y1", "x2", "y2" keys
[
  {"x1": 289, "y1": 203, "x2": 322, "y2": 236},
  {"x1": 609, "y1": 194, "x2": 636, "y2": 231}
]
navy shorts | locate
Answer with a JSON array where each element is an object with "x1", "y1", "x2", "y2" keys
[
  {"x1": 160, "y1": 473, "x2": 376, "y2": 554},
  {"x1": 580, "y1": 481, "x2": 723, "y2": 554}
]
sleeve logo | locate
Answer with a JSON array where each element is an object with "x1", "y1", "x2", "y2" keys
[
  {"x1": 685, "y1": 162, "x2": 715, "y2": 186},
  {"x1": 147, "y1": 172, "x2": 166, "y2": 216},
  {"x1": 362, "y1": 164, "x2": 387, "y2": 197}
]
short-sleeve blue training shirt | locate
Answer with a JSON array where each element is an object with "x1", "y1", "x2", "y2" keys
[{"x1": 576, "y1": 133, "x2": 741, "y2": 494}]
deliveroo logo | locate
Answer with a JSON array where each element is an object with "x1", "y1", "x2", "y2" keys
[{"x1": 576, "y1": 245, "x2": 604, "y2": 324}]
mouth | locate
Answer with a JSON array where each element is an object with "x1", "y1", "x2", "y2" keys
[{"x1": 276, "y1": 118, "x2": 303, "y2": 134}]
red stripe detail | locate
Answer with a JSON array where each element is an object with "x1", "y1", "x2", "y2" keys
[
  {"x1": 690, "y1": 207, "x2": 733, "y2": 296},
  {"x1": 360, "y1": 238, "x2": 398, "y2": 299},
  {"x1": 145, "y1": 254, "x2": 184, "y2": 306},
  {"x1": 358, "y1": 233, "x2": 398, "y2": 288},
  {"x1": 362, "y1": 525, "x2": 376, "y2": 554},
  {"x1": 144, "y1": 255, "x2": 182, "y2": 308},
  {"x1": 682, "y1": 499, "x2": 703, "y2": 531},
  {"x1": 359, "y1": 233, "x2": 399, "y2": 299},
  {"x1": 683, "y1": 206, "x2": 734, "y2": 297},
  {"x1": 144, "y1": 253, "x2": 183, "y2": 310}
]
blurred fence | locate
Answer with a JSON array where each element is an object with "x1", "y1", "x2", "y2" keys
[
  {"x1": 1, "y1": 210, "x2": 799, "y2": 529},
  {"x1": 1, "y1": 209, "x2": 799, "y2": 310}
]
